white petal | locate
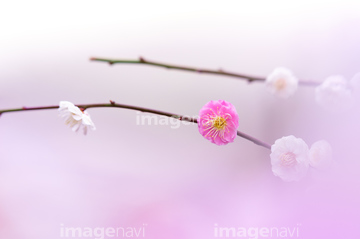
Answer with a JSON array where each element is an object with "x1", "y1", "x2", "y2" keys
[
  {"x1": 309, "y1": 140, "x2": 333, "y2": 170},
  {"x1": 71, "y1": 122, "x2": 81, "y2": 132},
  {"x1": 315, "y1": 75, "x2": 353, "y2": 112},
  {"x1": 59, "y1": 101, "x2": 75, "y2": 110},
  {"x1": 265, "y1": 67, "x2": 298, "y2": 98},
  {"x1": 83, "y1": 126, "x2": 88, "y2": 135},
  {"x1": 350, "y1": 72, "x2": 360, "y2": 90},
  {"x1": 58, "y1": 101, "x2": 95, "y2": 135},
  {"x1": 81, "y1": 111, "x2": 96, "y2": 129},
  {"x1": 270, "y1": 135, "x2": 310, "y2": 182},
  {"x1": 72, "y1": 115, "x2": 83, "y2": 121},
  {"x1": 67, "y1": 105, "x2": 83, "y2": 116}
]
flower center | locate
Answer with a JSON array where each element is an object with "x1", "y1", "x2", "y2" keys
[
  {"x1": 212, "y1": 116, "x2": 227, "y2": 130},
  {"x1": 275, "y1": 78, "x2": 287, "y2": 90},
  {"x1": 280, "y1": 152, "x2": 297, "y2": 167},
  {"x1": 201, "y1": 112, "x2": 231, "y2": 140}
]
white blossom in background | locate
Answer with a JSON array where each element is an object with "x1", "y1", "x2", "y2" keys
[
  {"x1": 265, "y1": 67, "x2": 299, "y2": 98},
  {"x1": 315, "y1": 75, "x2": 352, "y2": 112},
  {"x1": 309, "y1": 140, "x2": 333, "y2": 170},
  {"x1": 350, "y1": 72, "x2": 360, "y2": 91},
  {"x1": 270, "y1": 135, "x2": 310, "y2": 182},
  {"x1": 58, "y1": 101, "x2": 96, "y2": 135}
]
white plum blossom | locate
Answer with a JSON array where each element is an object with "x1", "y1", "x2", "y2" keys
[
  {"x1": 270, "y1": 135, "x2": 310, "y2": 182},
  {"x1": 350, "y1": 72, "x2": 360, "y2": 90},
  {"x1": 309, "y1": 140, "x2": 333, "y2": 170},
  {"x1": 315, "y1": 75, "x2": 352, "y2": 111},
  {"x1": 265, "y1": 67, "x2": 299, "y2": 98},
  {"x1": 58, "y1": 101, "x2": 96, "y2": 135}
]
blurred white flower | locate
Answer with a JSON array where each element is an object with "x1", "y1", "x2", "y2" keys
[
  {"x1": 350, "y1": 72, "x2": 360, "y2": 90},
  {"x1": 270, "y1": 135, "x2": 310, "y2": 182},
  {"x1": 265, "y1": 67, "x2": 298, "y2": 98},
  {"x1": 59, "y1": 101, "x2": 96, "y2": 135},
  {"x1": 309, "y1": 140, "x2": 333, "y2": 170},
  {"x1": 315, "y1": 75, "x2": 352, "y2": 112}
]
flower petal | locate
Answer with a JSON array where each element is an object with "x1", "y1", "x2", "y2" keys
[{"x1": 270, "y1": 135, "x2": 310, "y2": 182}]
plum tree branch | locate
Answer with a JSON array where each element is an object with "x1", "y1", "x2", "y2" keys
[
  {"x1": 90, "y1": 56, "x2": 318, "y2": 86},
  {"x1": 0, "y1": 101, "x2": 271, "y2": 149}
]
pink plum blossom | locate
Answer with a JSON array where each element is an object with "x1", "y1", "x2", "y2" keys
[
  {"x1": 270, "y1": 135, "x2": 310, "y2": 182},
  {"x1": 198, "y1": 100, "x2": 239, "y2": 146}
]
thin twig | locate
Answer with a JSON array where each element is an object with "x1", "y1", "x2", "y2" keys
[
  {"x1": 90, "y1": 57, "x2": 319, "y2": 86},
  {"x1": 90, "y1": 57, "x2": 265, "y2": 83}
]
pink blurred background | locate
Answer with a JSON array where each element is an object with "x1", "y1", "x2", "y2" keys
[{"x1": 0, "y1": 1, "x2": 360, "y2": 238}]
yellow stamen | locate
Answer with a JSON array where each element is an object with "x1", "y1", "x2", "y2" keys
[{"x1": 212, "y1": 116, "x2": 227, "y2": 130}]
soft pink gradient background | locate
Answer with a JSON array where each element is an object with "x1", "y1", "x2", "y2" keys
[{"x1": 1, "y1": 1, "x2": 360, "y2": 238}]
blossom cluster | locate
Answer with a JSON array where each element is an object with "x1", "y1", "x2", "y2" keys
[
  {"x1": 270, "y1": 136, "x2": 333, "y2": 182},
  {"x1": 57, "y1": 99, "x2": 333, "y2": 182},
  {"x1": 195, "y1": 100, "x2": 333, "y2": 182},
  {"x1": 266, "y1": 67, "x2": 358, "y2": 112}
]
